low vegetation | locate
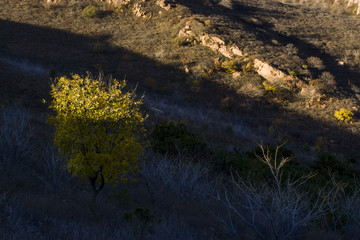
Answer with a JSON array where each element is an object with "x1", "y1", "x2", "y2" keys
[{"x1": 1, "y1": 0, "x2": 360, "y2": 239}]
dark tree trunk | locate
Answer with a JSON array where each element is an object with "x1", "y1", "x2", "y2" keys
[{"x1": 89, "y1": 166, "x2": 105, "y2": 208}]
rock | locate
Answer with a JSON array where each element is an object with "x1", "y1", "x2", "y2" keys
[
  {"x1": 232, "y1": 72, "x2": 241, "y2": 78},
  {"x1": 249, "y1": 17, "x2": 262, "y2": 25},
  {"x1": 132, "y1": 3, "x2": 147, "y2": 17},
  {"x1": 156, "y1": 0, "x2": 172, "y2": 10},
  {"x1": 300, "y1": 86, "x2": 317, "y2": 96},
  {"x1": 211, "y1": 36, "x2": 225, "y2": 45},
  {"x1": 184, "y1": 66, "x2": 190, "y2": 73},
  {"x1": 45, "y1": 0, "x2": 61, "y2": 3},
  {"x1": 218, "y1": 45, "x2": 233, "y2": 58},
  {"x1": 201, "y1": 34, "x2": 220, "y2": 51},
  {"x1": 201, "y1": 33, "x2": 244, "y2": 59},
  {"x1": 178, "y1": 20, "x2": 204, "y2": 39},
  {"x1": 101, "y1": 0, "x2": 131, "y2": 6},
  {"x1": 299, "y1": 86, "x2": 325, "y2": 104},
  {"x1": 254, "y1": 59, "x2": 294, "y2": 84},
  {"x1": 230, "y1": 46, "x2": 243, "y2": 57}
]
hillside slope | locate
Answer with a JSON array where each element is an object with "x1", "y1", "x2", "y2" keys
[{"x1": 1, "y1": 0, "x2": 360, "y2": 157}]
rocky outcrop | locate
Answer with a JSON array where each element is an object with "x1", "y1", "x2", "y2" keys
[
  {"x1": 100, "y1": 0, "x2": 131, "y2": 6},
  {"x1": 45, "y1": 0, "x2": 62, "y2": 3},
  {"x1": 179, "y1": 19, "x2": 308, "y2": 90},
  {"x1": 178, "y1": 20, "x2": 204, "y2": 37},
  {"x1": 254, "y1": 59, "x2": 306, "y2": 89},
  {"x1": 178, "y1": 21, "x2": 197, "y2": 38},
  {"x1": 200, "y1": 34, "x2": 243, "y2": 59},
  {"x1": 253, "y1": 59, "x2": 293, "y2": 84}
]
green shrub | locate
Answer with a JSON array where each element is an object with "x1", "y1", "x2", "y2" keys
[
  {"x1": 211, "y1": 144, "x2": 306, "y2": 181},
  {"x1": 150, "y1": 121, "x2": 206, "y2": 155},
  {"x1": 312, "y1": 152, "x2": 358, "y2": 179},
  {"x1": 82, "y1": 5, "x2": 98, "y2": 18}
]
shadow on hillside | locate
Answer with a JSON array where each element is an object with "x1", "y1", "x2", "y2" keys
[
  {"x1": 178, "y1": 0, "x2": 360, "y2": 97},
  {"x1": 1, "y1": 19, "x2": 360, "y2": 158}
]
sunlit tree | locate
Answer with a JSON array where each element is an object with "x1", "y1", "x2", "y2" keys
[{"x1": 48, "y1": 73, "x2": 147, "y2": 203}]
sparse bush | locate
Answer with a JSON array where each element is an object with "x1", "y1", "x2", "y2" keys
[
  {"x1": 320, "y1": 71, "x2": 336, "y2": 90},
  {"x1": 334, "y1": 108, "x2": 353, "y2": 122},
  {"x1": 82, "y1": 5, "x2": 98, "y2": 18},
  {"x1": 307, "y1": 56, "x2": 325, "y2": 70},
  {"x1": 284, "y1": 43, "x2": 298, "y2": 55},
  {"x1": 0, "y1": 106, "x2": 32, "y2": 164}
]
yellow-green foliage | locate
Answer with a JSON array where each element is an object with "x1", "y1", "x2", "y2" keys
[
  {"x1": 222, "y1": 60, "x2": 237, "y2": 74},
  {"x1": 48, "y1": 74, "x2": 147, "y2": 185},
  {"x1": 242, "y1": 61, "x2": 254, "y2": 72},
  {"x1": 334, "y1": 108, "x2": 353, "y2": 122},
  {"x1": 288, "y1": 70, "x2": 297, "y2": 77},
  {"x1": 82, "y1": 5, "x2": 98, "y2": 18},
  {"x1": 262, "y1": 81, "x2": 276, "y2": 93}
]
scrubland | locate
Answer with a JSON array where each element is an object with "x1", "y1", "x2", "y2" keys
[{"x1": 1, "y1": 0, "x2": 360, "y2": 239}]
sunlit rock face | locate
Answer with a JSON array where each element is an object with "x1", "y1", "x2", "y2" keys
[{"x1": 99, "y1": 0, "x2": 131, "y2": 6}]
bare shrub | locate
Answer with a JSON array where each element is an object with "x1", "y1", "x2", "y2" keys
[
  {"x1": 319, "y1": 71, "x2": 336, "y2": 90},
  {"x1": 0, "y1": 106, "x2": 33, "y2": 164},
  {"x1": 307, "y1": 56, "x2": 325, "y2": 70},
  {"x1": 32, "y1": 143, "x2": 78, "y2": 192},
  {"x1": 140, "y1": 153, "x2": 216, "y2": 205},
  {"x1": 338, "y1": 187, "x2": 360, "y2": 238},
  {"x1": 327, "y1": 177, "x2": 360, "y2": 239},
  {"x1": 216, "y1": 144, "x2": 329, "y2": 239}
]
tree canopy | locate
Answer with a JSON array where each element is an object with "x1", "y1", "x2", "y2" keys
[{"x1": 48, "y1": 73, "x2": 147, "y2": 199}]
